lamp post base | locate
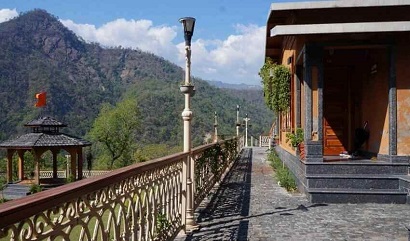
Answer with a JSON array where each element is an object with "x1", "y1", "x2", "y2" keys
[{"x1": 185, "y1": 222, "x2": 200, "y2": 233}]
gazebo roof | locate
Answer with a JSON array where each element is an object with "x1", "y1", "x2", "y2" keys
[
  {"x1": 25, "y1": 116, "x2": 67, "y2": 127},
  {"x1": 0, "y1": 132, "x2": 91, "y2": 148},
  {"x1": 0, "y1": 116, "x2": 91, "y2": 149}
]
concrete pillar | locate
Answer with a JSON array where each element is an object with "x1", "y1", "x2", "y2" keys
[
  {"x1": 6, "y1": 150, "x2": 13, "y2": 183},
  {"x1": 34, "y1": 153, "x2": 40, "y2": 185},
  {"x1": 17, "y1": 150, "x2": 24, "y2": 181},
  {"x1": 70, "y1": 152, "x2": 77, "y2": 180},
  {"x1": 52, "y1": 150, "x2": 58, "y2": 179},
  {"x1": 77, "y1": 148, "x2": 83, "y2": 180},
  {"x1": 388, "y1": 45, "x2": 397, "y2": 158}
]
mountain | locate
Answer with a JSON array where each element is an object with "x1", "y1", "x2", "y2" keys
[
  {"x1": 0, "y1": 9, "x2": 274, "y2": 149},
  {"x1": 205, "y1": 80, "x2": 262, "y2": 90}
]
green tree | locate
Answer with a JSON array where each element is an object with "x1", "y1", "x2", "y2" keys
[
  {"x1": 134, "y1": 144, "x2": 181, "y2": 162},
  {"x1": 89, "y1": 98, "x2": 140, "y2": 169}
]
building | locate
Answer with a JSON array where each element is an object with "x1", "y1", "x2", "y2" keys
[{"x1": 265, "y1": 0, "x2": 410, "y2": 203}]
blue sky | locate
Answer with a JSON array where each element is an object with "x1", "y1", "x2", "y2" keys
[{"x1": 0, "y1": 0, "x2": 308, "y2": 85}]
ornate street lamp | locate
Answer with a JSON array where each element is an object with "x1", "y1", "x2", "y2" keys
[
  {"x1": 244, "y1": 114, "x2": 251, "y2": 147},
  {"x1": 214, "y1": 111, "x2": 218, "y2": 142},
  {"x1": 179, "y1": 16, "x2": 199, "y2": 232},
  {"x1": 236, "y1": 105, "x2": 240, "y2": 137}
]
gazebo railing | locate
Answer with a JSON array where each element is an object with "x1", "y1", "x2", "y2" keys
[
  {"x1": 39, "y1": 170, "x2": 111, "y2": 179},
  {"x1": 0, "y1": 138, "x2": 239, "y2": 240}
]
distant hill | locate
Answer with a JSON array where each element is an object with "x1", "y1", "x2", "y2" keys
[
  {"x1": 206, "y1": 80, "x2": 262, "y2": 90},
  {"x1": 0, "y1": 9, "x2": 274, "y2": 148}
]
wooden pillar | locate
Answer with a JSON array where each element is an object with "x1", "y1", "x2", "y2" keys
[
  {"x1": 6, "y1": 149, "x2": 13, "y2": 183},
  {"x1": 52, "y1": 150, "x2": 58, "y2": 179},
  {"x1": 70, "y1": 152, "x2": 77, "y2": 180},
  {"x1": 77, "y1": 148, "x2": 83, "y2": 180},
  {"x1": 17, "y1": 150, "x2": 25, "y2": 181}
]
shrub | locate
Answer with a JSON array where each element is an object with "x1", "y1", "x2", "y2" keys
[
  {"x1": 29, "y1": 184, "x2": 43, "y2": 194},
  {"x1": 66, "y1": 175, "x2": 76, "y2": 183},
  {"x1": 268, "y1": 149, "x2": 297, "y2": 192}
]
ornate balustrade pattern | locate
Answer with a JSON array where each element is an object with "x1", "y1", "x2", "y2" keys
[
  {"x1": 192, "y1": 139, "x2": 238, "y2": 208},
  {"x1": 39, "y1": 170, "x2": 111, "y2": 179},
  {"x1": 0, "y1": 138, "x2": 239, "y2": 240},
  {"x1": 259, "y1": 135, "x2": 272, "y2": 148}
]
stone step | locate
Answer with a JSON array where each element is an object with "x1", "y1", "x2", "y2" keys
[
  {"x1": 307, "y1": 174, "x2": 400, "y2": 189},
  {"x1": 5, "y1": 184, "x2": 30, "y2": 190},
  {"x1": 306, "y1": 162, "x2": 408, "y2": 175},
  {"x1": 308, "y1": 188, "x2": 407, "y2": 204},
  {"x1": 398, "y1": 175, "x2": 410, "y2": 194},
  {"x1": 2, "y1": 184, "x2": 30, "y2": 199}
]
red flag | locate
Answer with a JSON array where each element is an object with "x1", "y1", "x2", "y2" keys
[{"x1": 35, "y1": 92, "x2": 46, "y2": 107}]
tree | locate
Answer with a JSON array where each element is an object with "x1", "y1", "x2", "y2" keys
[{"x1": 89, "y1": 98, "x2": 140, "y2": 168}]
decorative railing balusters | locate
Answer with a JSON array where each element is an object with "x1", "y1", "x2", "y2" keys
[{"x1": 0, "y1": 138, "x2": 239, "y2": 240}]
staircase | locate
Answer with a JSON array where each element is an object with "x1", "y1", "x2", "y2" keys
[
  {"x1": 305, "y1": 161, "x2": 409, "y2": 204},
  {"x1": 2, "y1": 183, "x2": 30, "y2": 200}
]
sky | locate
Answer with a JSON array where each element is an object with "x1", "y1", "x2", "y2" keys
[{"x1": 0, "y1": 0, "x2": 306, "y2": 86}]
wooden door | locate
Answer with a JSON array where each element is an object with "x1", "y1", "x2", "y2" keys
[{"x1": 323, "y1": 67, "x2": 349, "y2": 155}]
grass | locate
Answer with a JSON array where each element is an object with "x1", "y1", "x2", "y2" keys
[{"x1": 267, "y1": 149, "x2": 298, "y2": 192}]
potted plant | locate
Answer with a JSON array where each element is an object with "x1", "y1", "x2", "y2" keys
[
  {"x1": 179, "y1": 82, "x2": 196, "y2": 96},
  {"x1": 286, "y1": 128, "x2": 304, "y2": 147}
]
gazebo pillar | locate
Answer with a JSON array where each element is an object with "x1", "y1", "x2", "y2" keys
[
  {"x1": 6, "y1": 149, "x2": 13, "y2": 183},
  {"x1": 34, "y1": 153, "x2": 40, "y2": 185},
  {"x1": 70, "y1": 152, "x2": 77, "y2": 180},
  {"x1": 77, "y1": 148, "x2": 83, "y2": 180},
  {"x1": 52, "y1": 150, "x2": 58, "y2": 179},
  {"x1": 17, "y1": 150, "x2": 25, "y2": 181}
]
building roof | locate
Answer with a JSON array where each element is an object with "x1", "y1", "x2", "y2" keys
[
  {"x1": 269, "y1": 0, "x2": 410, "y2": 13},
  {"x1": 265, "y1": 0, "x2": 410, "y2": 62},
  {"x1": 270, "y1": 21, "x2": 410, "y2": 37},
  {"x1": 0, "y1": 132, "x2": 91, "y2": 148}
]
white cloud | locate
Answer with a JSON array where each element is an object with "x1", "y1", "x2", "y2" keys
[
  {"x1": 61, "y1": 18, "x2": 179, "y2": 61},
  {"x1": 187, "y1": 24, "x2": 265, "y2": 85},
  {"x1": 0, "y1": 9, "x2": 18, "y2": 23},
  {"x1": 60, "y1": 18, "x2": 264, "y2": 85}
]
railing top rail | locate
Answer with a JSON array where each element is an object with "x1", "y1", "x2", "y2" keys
[
  {"x1": 191, "y1": 137, "x2": 237, "y2": 154},
  {"x1": 0, "y1": 151, "x2": 189, "y2": 228}
]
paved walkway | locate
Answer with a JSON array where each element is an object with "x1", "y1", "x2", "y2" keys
[{"x1": 176, "y1": 147, "x2": 410, "y2": 241}]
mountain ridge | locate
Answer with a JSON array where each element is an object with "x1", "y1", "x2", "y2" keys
[{"x1": 0, "y1": 9, "x2": 274, "y2": 149}]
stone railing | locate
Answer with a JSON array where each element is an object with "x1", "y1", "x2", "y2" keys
[
  {"x1": 192, "y1": 138, "x2": 238, "y2": 208},
  {"x1": 0, "y1": 138, "x2": 239, "y2": 240},
  {"x1": 39, "y1": 170, "x2": 111, "y2": 179}
]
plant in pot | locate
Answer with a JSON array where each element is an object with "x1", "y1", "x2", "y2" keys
[{"x1": 286, "y1": 128, "x2": 304, "y2": 148}]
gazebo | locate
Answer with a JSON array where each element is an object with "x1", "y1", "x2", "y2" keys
[{"x1": 0, "y1": 116, "x2": 91, "y2": 185}]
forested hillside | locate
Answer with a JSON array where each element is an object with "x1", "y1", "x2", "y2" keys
[{"x1": 0, "y1": 9, "x2": 274, "y2": 152}]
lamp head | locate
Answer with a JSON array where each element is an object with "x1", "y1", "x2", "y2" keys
[{"x1": 179, "y1": 17, "x2": 196, "y2": 46}]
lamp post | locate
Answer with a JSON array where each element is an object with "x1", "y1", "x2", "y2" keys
[
  {"x1": 244, "y1": 114, "x2": 251, "y2": 147},
  {"x1": 179, "y1": 16, "x2": 198, "y2": 232},
  {"x1": 236, "y1": 105, "x2": 240, "y2": 137},
  {"x1": 214, "y1": 111, "x2": 218, "y2": 142}
]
